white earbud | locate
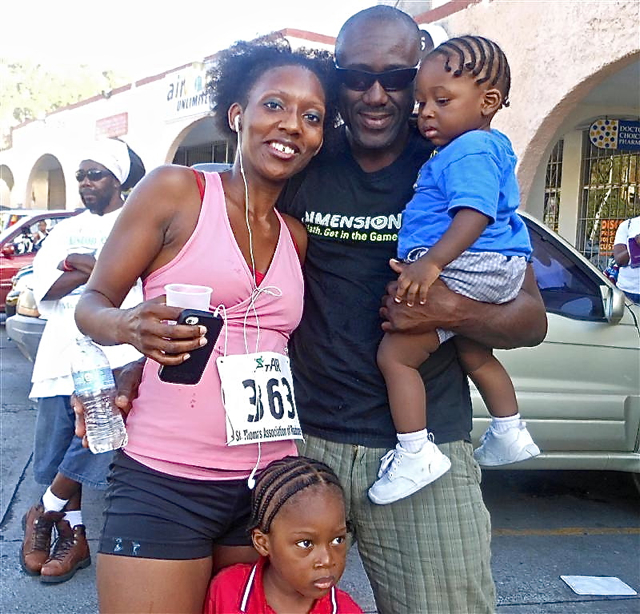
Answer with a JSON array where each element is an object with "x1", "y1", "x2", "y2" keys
[{"x1": 234, "y1": 116, "x2": 241, "y2": 132}]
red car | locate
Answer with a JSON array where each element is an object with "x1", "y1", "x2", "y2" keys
[{"x1": 0, "y1": 210, "x2": 82, "y2": 312}]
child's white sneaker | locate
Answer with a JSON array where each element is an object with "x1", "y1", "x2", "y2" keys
[
  {"x1": 368, "y1": 440, "x2": 451, "y2": 505},
  {"x1": 473, "y1": 421, "x2": 541, "y2": 467}
]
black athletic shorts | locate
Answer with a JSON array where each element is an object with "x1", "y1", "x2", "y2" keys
[{"x1": 99, "y1": 451, "x2": 253, "y2": 560}]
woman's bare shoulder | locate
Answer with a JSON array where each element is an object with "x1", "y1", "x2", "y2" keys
[
  {"x1": 136, "y1": 164, "x2": 197, "y2": 196},
  {"x1": 124, "y1": 165, "x2": 200, "y2": 216}
]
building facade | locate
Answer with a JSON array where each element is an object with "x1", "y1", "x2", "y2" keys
[{"x1": 0, "y1": 29, "x2": 334, "y2": 212}]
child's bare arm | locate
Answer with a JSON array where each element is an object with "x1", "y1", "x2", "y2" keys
[
  {"x1": 425, "y1": 208, "x2": 490, "y2": 268},
  {"x1": 395, "y1": 208, "x2": 490, "y2": 306}
]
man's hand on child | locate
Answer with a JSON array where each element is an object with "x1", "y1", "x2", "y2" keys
[{"x1": 381, "y1": 278, "x2": 458, "y2": 334}]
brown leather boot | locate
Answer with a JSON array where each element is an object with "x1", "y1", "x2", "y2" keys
[
  {"x1": 40, "y1": 520, "x2": 91, "y2": 584},
  {"x1": 20, "y1": 504, "x2": 64, "y2": 575}
]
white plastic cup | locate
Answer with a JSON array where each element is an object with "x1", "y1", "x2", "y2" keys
[{"x1": 165, "y1": 283, "x2": 212, "y2": 311}]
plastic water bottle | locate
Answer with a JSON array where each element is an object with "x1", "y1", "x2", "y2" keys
[{"x1": 70, "y1": 336, "x2": 128, "y2": 454}]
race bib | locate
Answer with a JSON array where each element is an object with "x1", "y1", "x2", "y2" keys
[{"x1": 217, "y1": 352, "x2": 304, "y2": 446}]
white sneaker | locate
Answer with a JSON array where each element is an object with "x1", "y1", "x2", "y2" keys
[
  {"x1": 368, "y1": 440, "x2": 451, "y2": 505},
  {"x1": 473, "y1": 421, "x2": 541, "y2": 467}
]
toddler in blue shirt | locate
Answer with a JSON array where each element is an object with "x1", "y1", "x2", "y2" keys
[{"x1": 370, "y1": 35, "x2": 540, "y2": 506}]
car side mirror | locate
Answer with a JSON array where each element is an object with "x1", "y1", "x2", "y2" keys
[
  {"x1": 600, "y1": 284, "x2": 626, "y2": 324},
  {"x1": 2, "y1": 244, "x2": 15, "y2": 258}
]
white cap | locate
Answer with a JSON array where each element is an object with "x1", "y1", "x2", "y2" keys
[{"x1": 80, "y1": 138, "x2": 131, "y2": 185}]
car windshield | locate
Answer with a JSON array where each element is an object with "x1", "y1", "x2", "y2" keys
[
  {"x1": 0, "y1": 211, "x2": 33, "y2": 234},
  {"x1": 0, "y1": 224, "x2": 25, "y2": 242}
]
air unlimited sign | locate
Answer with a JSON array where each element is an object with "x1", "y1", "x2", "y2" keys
[
  {"x1": 165, "y1": 65, "x2": 212, "y2": 121},
  {"x1": 589, "y1": 119, "x2": 640, "y2": 151}
]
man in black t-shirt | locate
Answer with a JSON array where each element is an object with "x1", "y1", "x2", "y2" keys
[{"x1": 278, "y1": 6, "x2": 546, "y2": 614}]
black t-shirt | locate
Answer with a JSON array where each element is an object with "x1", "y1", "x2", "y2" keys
[{"x1": 278, "y1": 127, "x2": 472, "y2": 448}]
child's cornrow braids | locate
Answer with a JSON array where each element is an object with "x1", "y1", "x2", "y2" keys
[
  {"x1": 249, "y1": 456, "x2": 344, "y2": 533},
  {"x1": 432, "y1": 35, "x2": 511, "y2": 108}
]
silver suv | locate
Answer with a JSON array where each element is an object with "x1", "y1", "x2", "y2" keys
[{"x1": 473, "y1": 212, "x2": 640, "y2": 491}]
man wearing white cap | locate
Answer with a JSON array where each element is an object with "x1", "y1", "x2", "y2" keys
[{"x1": 21, "y1": 138, "x2": 144, "y2": 584}]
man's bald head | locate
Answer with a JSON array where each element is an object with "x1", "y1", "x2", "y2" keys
[
  {"x1": 334, "y1": 6, "x2": 421, "y2": 168},
  {"x1": 336, "y1": 5, "x2": 421, "y2": 64}
]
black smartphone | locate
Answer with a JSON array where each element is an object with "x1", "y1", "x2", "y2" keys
[{"x1": 158, "y1": 309, "x2": 223, "y2": 385}]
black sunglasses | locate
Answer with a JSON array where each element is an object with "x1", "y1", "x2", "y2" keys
[
  {"x1": 75, "y1": 169, "x2": 112, "y2": 182},
  {"x1": 335, "y1": 66, "x2": 418, "y2": 92}
]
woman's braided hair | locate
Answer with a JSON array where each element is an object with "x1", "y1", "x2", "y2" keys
[
  {"x1": 428, "y1": 35, "x2": 511, "y2": 108},
  {"x1": 248, "y1": 455, "x2": 344, "y2": 534}
]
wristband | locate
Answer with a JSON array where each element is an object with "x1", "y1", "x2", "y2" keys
[{"x1": 62, "y1": 258, "x2": 74, "y2": 272}]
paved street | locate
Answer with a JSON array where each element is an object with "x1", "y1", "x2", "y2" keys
[{"x1": 1, "y1": 324, "x2": 639, "y2": 613}]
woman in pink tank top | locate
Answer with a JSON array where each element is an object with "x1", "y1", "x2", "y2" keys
[{"x1": 75, "y1": 40, "x2": 338, "y2": 614}]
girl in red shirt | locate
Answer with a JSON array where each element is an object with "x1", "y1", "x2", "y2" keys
[{"x1": 205, "y1": 456, "x2": 363, "y2": 614}]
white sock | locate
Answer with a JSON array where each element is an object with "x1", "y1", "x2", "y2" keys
[
  {"x1": 63, "y1": 510, "x2": 83, "y2": 528},
  {"x1": 491, "y1": 414, "x2": 521, "y2": 433},
  {"x1": 398, "y1": 429, "x2": 430, "y2": 453},
  {"x1": 42, "y1": 487, "x2": 68, "y2": 513}
]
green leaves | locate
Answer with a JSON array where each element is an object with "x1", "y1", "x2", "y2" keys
[{"x1": 0, "y1": 59, "x2": 124, "y2": 139}]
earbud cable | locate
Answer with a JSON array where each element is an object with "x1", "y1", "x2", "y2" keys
[
  {"x1": 237, "y1": 128, "x2": 258, "y2": 289},
  {"x1": 237, "y1": 121, "x2": 263, "y2": 490}
]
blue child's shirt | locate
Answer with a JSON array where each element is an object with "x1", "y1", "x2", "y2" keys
[{"x1": 397, "y1": 129, "x2": 532, "y2": 260}]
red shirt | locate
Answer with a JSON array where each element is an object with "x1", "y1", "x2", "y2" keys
[{"x1": 204, "y1": 557, "x2": 364, "y2": 614}]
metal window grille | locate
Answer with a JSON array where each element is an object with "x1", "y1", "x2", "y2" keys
[
  {"x1": 577, "y1": 131, "x2": 640, "y2": 268},
  {"x1": 173, "y1": 140, "x2": 236, "y2": 167},
  {"x1": 543, "y1": 139, "x2": 564, "y2": 232}
]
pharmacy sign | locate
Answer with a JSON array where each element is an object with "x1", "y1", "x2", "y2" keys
[{"x1": 589, "y1": 119, "x2": 640, "y2": 151}]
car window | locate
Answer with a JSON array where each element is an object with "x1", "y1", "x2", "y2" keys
[
  {"x1": 6, "y1": 216, "x2": 63, "y2": 255},
  {"x1": 527, "y1": 221, "x2": 605, "y2": 321},
  {"x1": 10, "y1": 228, "x2": 37, "y2": 255},
  {"x1": 48, "y1": 217, "x2": 66, "y2": 231},
  {"x1": 28, "y1": 220, "x2": 50, "y2": 249}
]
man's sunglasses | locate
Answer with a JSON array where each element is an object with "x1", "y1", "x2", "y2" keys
[
  {"x1": 75, "y1": 169, "x2": 111, "y2": 182},
  {"x1": 335, "y1": 66, "x2": 418, "y2": 92}
]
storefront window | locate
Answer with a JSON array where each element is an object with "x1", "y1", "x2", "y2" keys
[
  {"x1": 173, "y1": 140, "x2": 235, "y2": 167},
  {"x1": 577, "y1": 131, "x2": 639, "y2": 268},
  {"x1": 543, "y1": 139, "x2": 563, "y2": 232}
]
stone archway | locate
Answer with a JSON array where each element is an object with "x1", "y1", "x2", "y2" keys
[
  {"x1": 27, "y1": 154, "x2": 66, "y2": 210},
  {"x1": 167, "y1": 116, "x2": 234, "y2": 167},
  {"x1": 0, "y1": 165, "x2": 15, "y2": 208},
  {"x1": 518, "y1": 52, "x2": 640, "y2": 209}
]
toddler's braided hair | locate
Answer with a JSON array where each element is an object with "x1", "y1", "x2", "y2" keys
[
  {"x1": 429, "y1": 35, "x2": 511, "y2": 108},
  {"x1": 249, "y1": 455, "x2": 344, "y2": 534}
]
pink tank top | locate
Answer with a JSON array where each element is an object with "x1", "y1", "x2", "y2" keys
[{"x1": 124, "y1": 172, "x2": 302, "y2": 479}]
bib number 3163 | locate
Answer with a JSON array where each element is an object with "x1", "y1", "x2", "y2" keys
[{"x1": 217, "y1": 352, "x2": 303, "y2": 446}]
